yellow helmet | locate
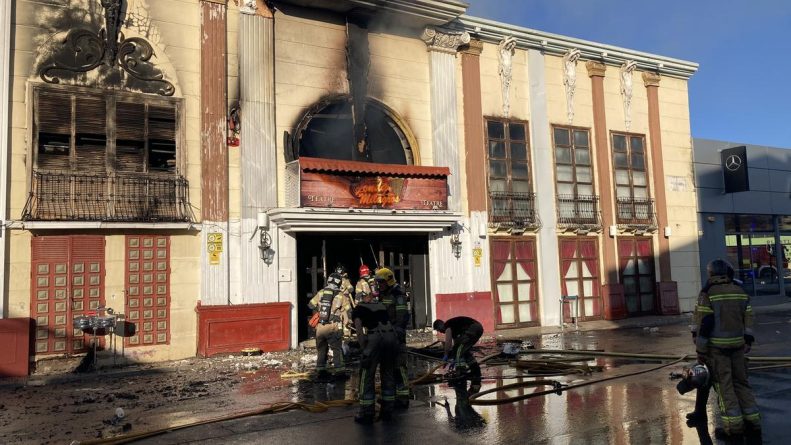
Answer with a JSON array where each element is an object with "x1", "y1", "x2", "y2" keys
[{"x1": 375, "y1": 267, "x2": 396, "y2": 287}]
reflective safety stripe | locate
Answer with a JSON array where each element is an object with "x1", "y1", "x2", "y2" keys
[
  {"x1": 382, "y1": 395, "x2": 396, "y2": 401},
  {"x1": 695, "y1": 305, "x2": 714, "y2": 313},
  {"x1": 744, "y1": 412, "x2": 761, "y2": 422},
  {"x1": 711, "y1": 337, "x2": 744, "y2": 346},
  {"x1": 709, "y1": 294, "x2": 748, "y2": 302},
  {"x1": 359, "y1": 399, "x2": 375, "y2": 406}
]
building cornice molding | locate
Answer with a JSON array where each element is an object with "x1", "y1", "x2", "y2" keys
[
  {"x1": 9, "y1": 221, "x2": 201, "y2": 231},
  {"x1": 422, "y1": 27, "x2": 470, "y2": 54},
  {"x1": 275, "y1": 0, "x2": 467, "y2": 27},
  {"x1": 268, "y1": 208, "x2": 462, "y2": 232},
  {"x1": 457, "y1": 15, "x2": 698, "y2": 80}
]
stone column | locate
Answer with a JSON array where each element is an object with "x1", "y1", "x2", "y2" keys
[
  {"x1": 588, "y1": 61, "x2": 625, "y2": 320},
  {"x1": 239, "y1": 0, "x2": 277, "y2": 304},
  {"x1": 527, "y1": 49, "x2": 562, "y2": 326},
  {"x1": 199, "y1": 0, "x2": 230, "y2": 305},
  {"x1": 643, "y1": 72, "x2": 672, "y2": 281},
  {"x1": 421, "y1": 27, "x2": 469, "y2": 212}
]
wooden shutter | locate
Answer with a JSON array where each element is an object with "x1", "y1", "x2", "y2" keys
[
  {"x1": 74, "y1": 95, "x2": 107, "y2": 172},
  {"x1": 36, "y1": 90, "x2": 72, "y2": 170},
  {"x1": 148, "y1": 104, "x2": 177, "y2": 172},
  {"x1": 115, "y1": 101, "x2": 146, "y2": 173}
]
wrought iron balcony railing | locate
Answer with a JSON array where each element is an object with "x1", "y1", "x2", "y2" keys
[
  {"x1": 489, "y1": 191, "x2": 540, "y2": 229},
  {"x1": 23, "y1": 170, "x2": 194, "y2": 223},
  {"x1": 556, "y1": 194, "x2": 602, "y2": 230},
  {"x1": 616, "y1": 197, "x2": 657, "y2": 229}
]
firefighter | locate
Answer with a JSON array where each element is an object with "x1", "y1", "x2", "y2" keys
[
  {"x1": 354, "y1": 264, "x2": 376, "y2": 303},
  {"x1": 308, "y1": 272, "x2": 351, "y2": 381},
  {"x1": 694, "y1": 259, "x2": 761, "y2": 440},
  {"x1": 375, "y1": 267, "x2": 410, "y2": 408},
  {"x1": 351, "y1": 288, "x2": 398, "y2": 423},
  {"x1": 433, "y1": 316, "x2": 484, "y2": 394}
]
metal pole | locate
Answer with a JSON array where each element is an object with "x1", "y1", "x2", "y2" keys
[{"x1": 775, "y1": 215, "x2": 786, "y2": 297}]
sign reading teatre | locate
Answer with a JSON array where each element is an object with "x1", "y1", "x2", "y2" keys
[{"x1": 300, "y1": 173, "x2": 448, "y2": 210}]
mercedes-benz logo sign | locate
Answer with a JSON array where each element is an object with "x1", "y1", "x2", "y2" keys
[{"x1": 725, "y1": 154, "x2": 742, "y2": 171}]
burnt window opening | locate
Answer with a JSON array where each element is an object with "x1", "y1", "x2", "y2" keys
[
  {"x1": 295, "y1": 97, "x2": 414, "y2": 165},
  {"x1": 33, "y1": 85, "x2": 180, "y2": 175}
]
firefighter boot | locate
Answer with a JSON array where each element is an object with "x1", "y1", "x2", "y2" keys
[
  {"x1": 354, "y1": 406, "x2": 375, "y2": 424},
  {"x1": 379, "y1": 401, "x2": 394, "y2": 421}
]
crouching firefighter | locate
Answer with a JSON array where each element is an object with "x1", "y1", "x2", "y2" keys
[
  {"x1": 308, "y1": 273, "x2": 351, "y2": 381},
  {"x1": 433, "y1": 316, "x2": 484, "y2": 394},
  {"x1": 352, "y1": 291, "x2": 399, "y2": 424},
  {"x1": 694, "y1": 259, "x2": 761, "y2": 439},
  {"x1": 375, "y1": 267, "x2": 411, "y2": 408}
]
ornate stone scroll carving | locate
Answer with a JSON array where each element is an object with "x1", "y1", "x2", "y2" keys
[
  {"x1": 38, "y1": 0, "x2": 175, "y2": 96},
  {"x1": 562, "y1": 49, "x2": 581, "y2": 124},
  {"x1": 620, "y1": 60, "x2": 637, "y2": 130},
  {"x1": 497, "y1": 36, "x2": 517, "y2": 117},
  {"x1": 421, "y1": 27, "x2": 470, "y2": 54},
  {"x1": 239, "y1": 0, "x2": 273, "y2": 17}
]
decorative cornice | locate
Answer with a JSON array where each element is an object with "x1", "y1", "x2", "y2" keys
[
  {"x1": 586, "y1": 61, "x2": 606, "y2": 77},
  {"x1": 458, "y1": 15, "x2": 698, "y2": 80},
  {"x1": 460, "y1": 38, "x2": 483, "y2": 56},
  {"x1": 642, "y1": 71, "x2": 661, "y2": 87},
  {"x1": 421, "y1": 27, "x2": 470, "y2": 54}
]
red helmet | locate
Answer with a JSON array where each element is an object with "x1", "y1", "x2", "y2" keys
[{"x1": 359, "y1": 264, "x2": 370, "y2": 277}]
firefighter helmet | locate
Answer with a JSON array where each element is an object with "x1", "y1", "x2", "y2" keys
[
  {"x1": 707, "y1": 259, "x2": 735, "y2": 279},
  {"x1": 375, "y1": 267, "x2": 396, "y2": 287},
  {"x1": 327, "y1": 273, "x2": 343, "y2": 289},
  {"x1": 359, "y1": 264, "x2": 371, "y2": 277}
]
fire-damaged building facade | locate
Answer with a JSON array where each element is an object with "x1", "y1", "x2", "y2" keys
[{"x1": 0, "y1": 0, "x2": 700, "y2": 364}]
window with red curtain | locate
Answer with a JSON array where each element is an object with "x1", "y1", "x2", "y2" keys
[
  {"x1": 491, "y1": 238, "x2": 539, "y2": 328},
  {"x1": 559, "y1": 237, "x2": 602, "y2": 321}
]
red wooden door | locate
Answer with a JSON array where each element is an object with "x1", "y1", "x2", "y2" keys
[
  {"x1": 125, "y1": 235, "x2": 171, "y2": 346},
  {"x1": 558, "y1": 237, "x2": 602, "y2": 321},
  {"x1": 31, "y1": 236, "x2": 105, "y2": 355}
]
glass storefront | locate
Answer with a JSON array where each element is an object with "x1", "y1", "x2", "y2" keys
[{"x1": 724, "y1": 215, "x2": 790, "y2": 296}]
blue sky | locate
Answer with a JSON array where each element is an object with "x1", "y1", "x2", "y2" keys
[{"x1": 466, "y1": 0, "x2": 791, "y2": 148}]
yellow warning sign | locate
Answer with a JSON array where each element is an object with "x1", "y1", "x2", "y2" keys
[
  {"x1": 208, "y1": 232, "x2": 223, "y2": 265},
  {"x1": 472, "y1": 247, "x2": 483, "y2": 267}
]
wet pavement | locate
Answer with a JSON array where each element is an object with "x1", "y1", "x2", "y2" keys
[
  {"x1": 2, "y1": 305, "x2": 789, "y2": 444},
  {"x1": 129, "y1": 306, "x2": 791, "y2": 445}
]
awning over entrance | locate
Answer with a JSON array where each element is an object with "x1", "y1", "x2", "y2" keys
[{"x1": 268, "y1": 208, "x2": 461, "y2": 232}]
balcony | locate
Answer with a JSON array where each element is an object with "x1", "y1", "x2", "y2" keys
[
  {"x1": 22, "y1": 170, "x2": 194, "y2": 223},
  {"x1": 556, "y1": 194, "x2": 602, "y2": 231},
  {"x1": 616, "y1": 197, "x2": 657, "y2": 231},
  {"x1": 489, "y1": 191, "x2": 540, "y2": 230}
]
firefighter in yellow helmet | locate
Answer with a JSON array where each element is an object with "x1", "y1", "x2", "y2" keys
[{"x1": 375, "y1": 267, "x2": 411, "y2": 408}]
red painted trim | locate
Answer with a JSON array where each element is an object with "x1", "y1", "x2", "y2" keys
[
  {"x1": 0, "y1": 318, "x2": 33, "y2": 377},
  {"x1": 658, "y1": 281, "x2": 680, "y2": 315},
  {"x1": 435, "y1": 292, "x2": 495, "y2": 333},
  {"x1": 196, "y1": 302, "x2": 291, "y2": 357},
  {"x1": 299, "y1": 157, "x2": 450, "y2": 177}
]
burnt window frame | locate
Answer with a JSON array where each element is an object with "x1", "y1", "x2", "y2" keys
[
  {"x1": 611, "y1": 132, "x2": 650, "y2": 201},
  {"x1": 484, "y1": 117, "x2": 532, "y2": 199},
  {"x1": 551, "y1": 125, "x2": 595, "y2": 198},
  {"x1": 291, "y1": 95, "x2": 419, "y2": 165},
  {"x1": 31, "y1": 83, "x2": 184, "y2": 178}
]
